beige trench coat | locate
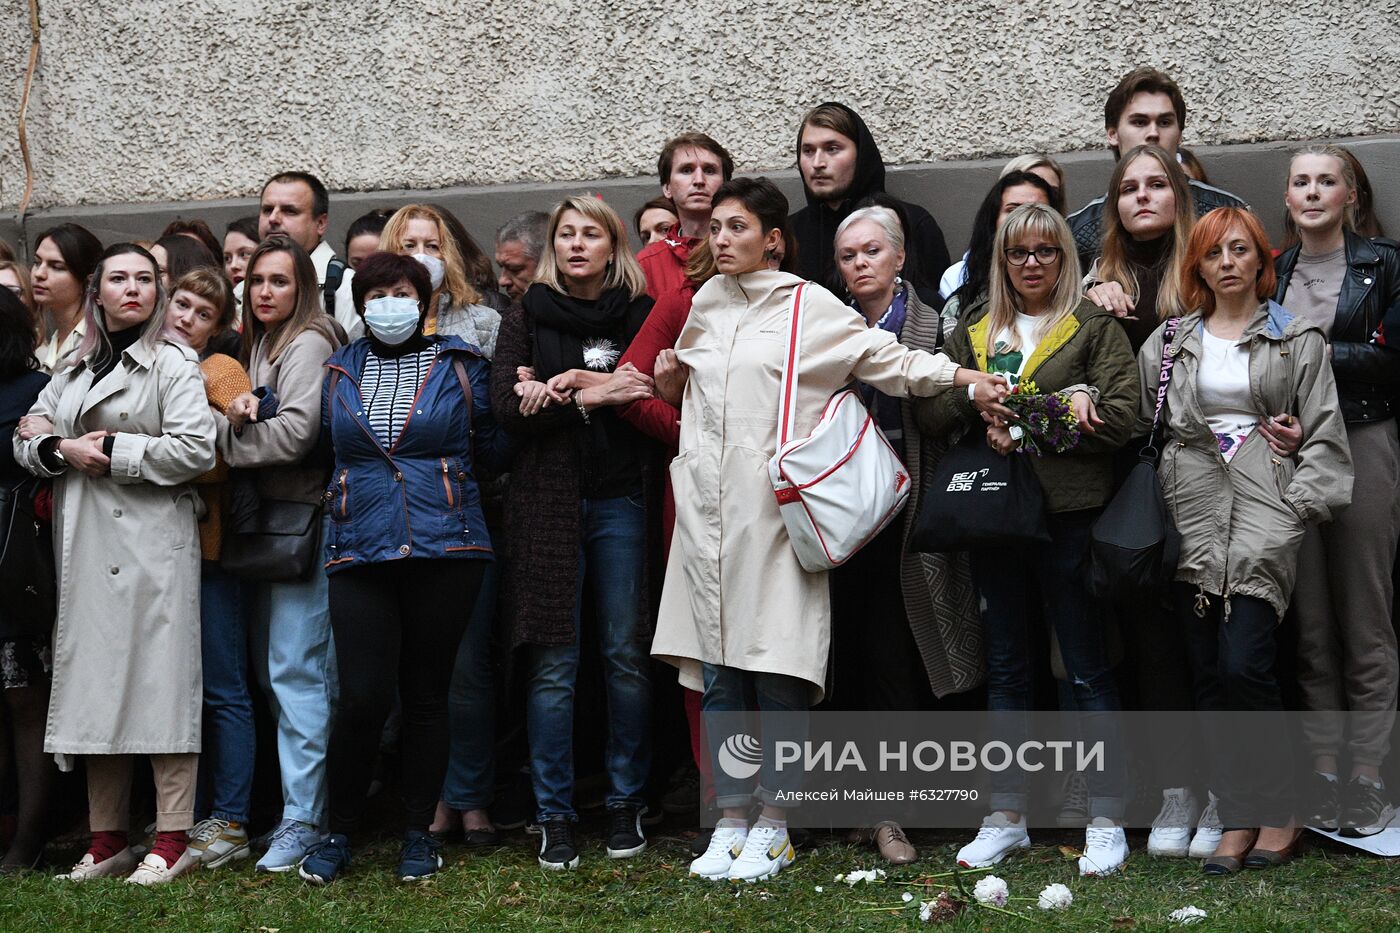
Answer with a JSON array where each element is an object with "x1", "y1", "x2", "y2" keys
[
  {"x1": 651, "y1": 271, "x2": 959, "y2": 702},
  {"x1": 14, "y1": 338, "x2": 215, "y2": 762}
]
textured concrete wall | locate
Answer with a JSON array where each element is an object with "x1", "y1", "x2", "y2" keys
[{"x1": 2, "y1": 0, "x2": 1398, "y2": 214}]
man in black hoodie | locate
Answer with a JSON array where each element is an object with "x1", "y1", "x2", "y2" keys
[{"x1": 790, "y1": 103, "x2": 950, "y2": 297}]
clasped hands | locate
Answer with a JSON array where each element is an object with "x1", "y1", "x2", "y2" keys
[{"x1": 514, "y1": 364, "x2": 656, "y2": 416}]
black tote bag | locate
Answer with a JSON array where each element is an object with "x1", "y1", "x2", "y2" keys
[{"x1": 910, "y1": 431, "x2": 1051, "y2": 553}]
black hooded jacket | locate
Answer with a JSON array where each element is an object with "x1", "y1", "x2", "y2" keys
[{"x1": 789, "y1": 103, "x2": 951, "y2": 297}]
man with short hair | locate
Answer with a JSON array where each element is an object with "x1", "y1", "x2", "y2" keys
[
  {"x1": 1066, "y1": 67, "x2": 1246, "y2": 258},
  {"x1": 790, "y1": 102, "x2": 950, "y2": 295},
  {"x1": 636, "y1": 133, "x2": 734, "y2": 299},
  {"x1": 494, "y1": 211, "x2": 550, "y2": 304},
  {"x1": 257, "y1": 171, "x2": 347, "y2": 317}
]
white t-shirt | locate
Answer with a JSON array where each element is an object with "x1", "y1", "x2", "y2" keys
[
  {"x1": 1197, "y1": 329, "x2": 1257, "y2": 460},
  {"x1": 988, "y1": 312, "x2": 1041, "y2": 382},
  {"x1": 939, "y1": 254, "x2": 970, "y2": 299}
]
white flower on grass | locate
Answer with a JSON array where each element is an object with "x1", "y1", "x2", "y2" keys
[
  {"x1": 902, "y1": 892, "x2": 914, "y2": 902},
  {"x1": 1169, "y1": 906, "x2": 1208, "y2": 924},
  {"x1": 842, "y1": 868, "x2": 883, "y2": 886},
  {"x1": 1037, "y1": 883, "x2": 1073, "y2": 911},
  {"x1": 919, "y1": 901, "x2": 935, "y2": 922},
  {"x1": 973, "y1": 874, "x2": 1010, "y2": 907},
  {"x1": 814, "y1": 886, "x2": 823, "y2": 893},
  {"x1": 834, "y1": 874, "x2": 844, "y2": 882}
]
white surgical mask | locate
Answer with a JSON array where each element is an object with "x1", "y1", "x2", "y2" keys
[
  {"x1": 363, "y1": 296, "x2": 421, "y2": 345},
  {"x1": 413, "y1": 253, "x2": 445, "y2": 290}
]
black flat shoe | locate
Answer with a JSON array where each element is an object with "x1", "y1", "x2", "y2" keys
[{"x1": 463, "y1": 827, "x2": 501, "y2": 849}]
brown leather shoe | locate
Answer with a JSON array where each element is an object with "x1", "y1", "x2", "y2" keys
[{"x1": 872, "y1": 821, "x2": 917, "y2": 865}]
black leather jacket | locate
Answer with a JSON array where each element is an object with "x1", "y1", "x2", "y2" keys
[{"x1": 1275, "y1": 230, "x2": 1400, "y2": 423}]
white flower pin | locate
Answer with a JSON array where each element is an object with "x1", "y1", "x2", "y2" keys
[{"x1": 582, "y1": 337, "x2": 620, "y2": 370}]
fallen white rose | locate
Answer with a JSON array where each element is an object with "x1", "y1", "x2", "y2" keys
[
  {"x1": 973, "y1": 874, "x2": 1010, "y2": 907},
  {"x1": 1169, "y1": 906, "x2": 1208, "y2": 924},
  {"x1": 1037, "y1": 883, "x2": 1073, "y2": 911}
]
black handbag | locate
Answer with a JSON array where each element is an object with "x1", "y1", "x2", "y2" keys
[
  {"x1": 220, "y1": 472, "x2": 321, "y2": 582},
  {"x1": 0, "y1": 478, "x2": 55, "y2": 635},
  {"x1": 1085, "y1": 318, "x2": 1182, "y2": 601},
  {"x1": 909, "y1": 429, "x2": 1051, "y2": 553}
]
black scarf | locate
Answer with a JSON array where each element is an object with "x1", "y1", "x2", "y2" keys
[{"x1": 523, "y1": 283, "x2": 639, "y2": 382}]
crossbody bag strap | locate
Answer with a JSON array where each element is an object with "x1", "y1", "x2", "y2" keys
[
  {"x1": 1140, "y1": 316, "x2": 1181, "y2": 461},
  {"x1": 775, "y1": 282, "x2": 808, "y2": 450}
]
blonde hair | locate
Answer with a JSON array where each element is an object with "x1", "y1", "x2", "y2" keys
[
  {"x1": 1097, "y1": 144, "x2": 1194, "y2": 322},
  {"x1": 1289, "y1": 144, "x2": 1358, "y2": 232},
  {"x1": 985, "y1": 203, "x2": 1082, "y2": 358},
  {"x1": 380, "y1": 204, "x2": 482, "y2": 308},
  {"x1": 534, "y1": 195, "x2": 648, "y2": 300},
  {"x1": 1001, "y1": 154, "x2": 1067, "y2": 213}
]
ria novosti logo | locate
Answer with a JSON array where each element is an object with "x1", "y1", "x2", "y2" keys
[{"x1": 717, "y1": 733, "x2": 763, "y2": 779}]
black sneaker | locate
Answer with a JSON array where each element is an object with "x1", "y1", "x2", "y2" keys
[
  {"x1": 606, "y1": 805, "x2": 647, "y2": 859},
  {"x1": 1341, "y1": 777, "x2": 1396, "y2": 837},
  {"x1": 1304, "y1": 772, "x2": 1340, "y2": 831},
  {"x1": 537, "y1": 818, "x2": 579, "y2": 870}
]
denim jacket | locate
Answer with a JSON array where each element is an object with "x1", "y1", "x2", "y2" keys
[{"x1": 321, "y1": 335, "x2": 508, "y2": 572}]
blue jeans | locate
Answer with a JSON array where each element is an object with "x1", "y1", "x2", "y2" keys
[
  {"x1": 197, "y1": 561, "x2": 255, "y2": 825},
  {"x1": 250, "y1": 519, "x2": 336, "y2": 826},
  {"x1": 701, "y1": 664, "x2": 809, "y2": 809},
  {"x1": 970, "y1": 509, "x2": 1125, "y2": 819},
  {"x1": 441, "y1": 557, "x2": 500, "y2": 811},
  {"x1": 527, "y1": 496, "x2": 651, "y2": 821}
]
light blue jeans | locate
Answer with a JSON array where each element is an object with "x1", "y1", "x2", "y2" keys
[{"x1": 249, "y1": 521, "x2": 336, "y2": 826}]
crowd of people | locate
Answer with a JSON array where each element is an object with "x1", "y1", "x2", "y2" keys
[{"x1": 0, "y1": 65, "x2": 1397, "y2": 888}]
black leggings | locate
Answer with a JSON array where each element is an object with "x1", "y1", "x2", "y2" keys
[{"x1": 327, "y1": 558, "x2": 486, "y2": 835}]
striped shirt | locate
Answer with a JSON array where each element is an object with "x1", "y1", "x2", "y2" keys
[{"x1": 359, "y1": 347, "x2": 436, "y2": 449}]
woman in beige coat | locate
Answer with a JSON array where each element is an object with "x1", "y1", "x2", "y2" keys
[
  {"x1": 15, "y1": 243, "x2": 215, "y2": 884},
  {"x1": 651, "y1": 178, "x2": 996, "y2": 884},
  {"x1": 1136, "y1": 208, "x2": 1352, "y2": 875}
]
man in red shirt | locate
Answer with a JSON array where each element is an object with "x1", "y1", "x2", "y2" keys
[{"x1": 636, "y1": 133, "x2": 734, "y2": 298}]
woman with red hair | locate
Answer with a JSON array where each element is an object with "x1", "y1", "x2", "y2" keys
[{"x1": 1135, "y1": 207, "x2": 1353, "y2": 875}]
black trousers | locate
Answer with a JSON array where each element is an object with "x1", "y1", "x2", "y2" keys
[
  {"x1": 1177, "y1": 586, "x2": 1294, "y2": 827},
  {"x1": 327, "y1": 558, "x2": 486, "y2": 835}
]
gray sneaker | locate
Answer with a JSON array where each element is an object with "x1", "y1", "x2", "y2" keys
[{"x1": 255, "y1": 819, "x2": 322, "y2": 873}]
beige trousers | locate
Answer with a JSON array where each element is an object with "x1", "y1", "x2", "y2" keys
[{"x1": 86, "y1": 753, "x2": 199, "y2": 833}]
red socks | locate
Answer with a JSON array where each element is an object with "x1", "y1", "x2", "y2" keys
[
  {"x1": 88, "y1": 830, "x2": 129, "y2": 863},
  {"x1": 149, "y1": 830, "x2": 189, "y2": 867}
]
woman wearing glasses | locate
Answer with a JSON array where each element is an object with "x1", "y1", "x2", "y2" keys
[{"x1": 918, "y1": 203, "x2": 1140, "y2": 876}]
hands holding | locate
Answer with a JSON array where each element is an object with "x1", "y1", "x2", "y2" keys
[
  {"x1": 1086, "y1": 281, "x2": 1136, "y2": 319},
  {"x1": 17, "y1": 414, "x2": 54, "y2": 440},
  {"x1": 653, "y1": 350, "x2": 689, "y2": 407},
  {"x1": 59, "y1": 431, "x2": 112, "y2": 476},
  {"x1": 516, "y1": 364, "x2": 655, "y2": 416},
  {"x1": 225, "y1": 392, "x2": 260, "y2": 428},
  {"x1": 986, "y1": 423, "x2": 1018, "y2": 456}
]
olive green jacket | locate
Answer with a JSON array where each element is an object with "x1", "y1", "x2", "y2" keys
[
  {"x1": 916, "y1": 297, "x2": 1141, "y2": 513},
  {"x1": 1136, "y1": 301, "x2": 1353, "y2": 618}
]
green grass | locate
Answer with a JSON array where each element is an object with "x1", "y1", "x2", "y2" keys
[{"x1": 2, "y1": 825, "x2": 1398, "y2": 932}]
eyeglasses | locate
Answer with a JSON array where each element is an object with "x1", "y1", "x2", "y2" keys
[{"x1": 1004, "y1": 246, "x2": 1062, "y2": 266}]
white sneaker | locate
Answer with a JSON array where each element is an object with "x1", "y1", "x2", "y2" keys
[
  {"x1": 126, "y1": 849, "x2": 200, "y2": 886},
  {"x1": 1188, "y1": 791, "x2": 1223, "y2": 859},
  {"x1": 57, "y1": 847, "x2": 138, "y2": 881},
  {"x1": 689, "y1": 821, "x2": 748, "y2": 880},
  {"x1": 1147, "y1": 787, "x2": 1199, "y2": 857},
  {"x1": 956, "y1": 812, "x2": 1030, "y2": 868},
  {"x1": 188, "y1": 818, "x2": 252, "y2": 868},
  {"x1": 1078, "y1": 817, "x2": 1129, "y2": 876},
  {"x1": 726, "y1": 822, "x2": 794, "y2": 883}
]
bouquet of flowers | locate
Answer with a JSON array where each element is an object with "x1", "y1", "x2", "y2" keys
[{"x1": 1001, "y1": 379, "x2": 1081, "y2": 455}]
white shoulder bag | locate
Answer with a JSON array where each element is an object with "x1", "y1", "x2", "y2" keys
[{"x1": 767, "y1": 283, "x2": 912, "y2": 572}]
